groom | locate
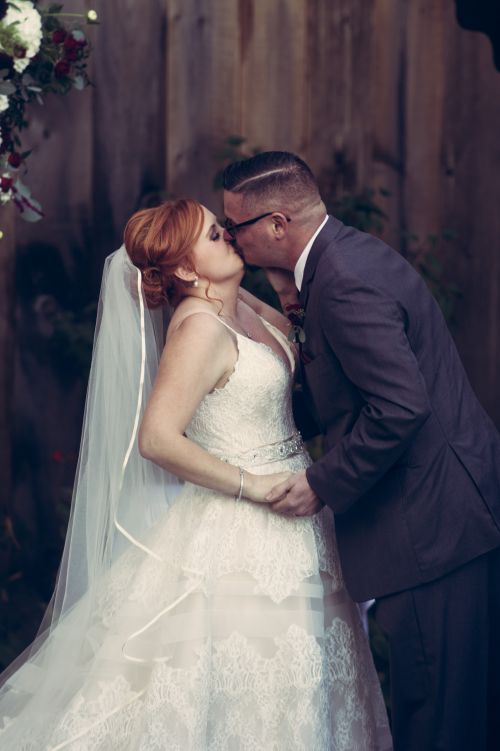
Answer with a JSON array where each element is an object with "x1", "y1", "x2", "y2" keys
[{"x1": 222, "y1": 152, "x2": 500, "y2": 751}]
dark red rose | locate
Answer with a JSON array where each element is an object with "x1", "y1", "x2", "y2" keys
[
  {"x1": 7, "y1": 152, "x2": 21, "y2": 168},
  {"x1": 284, "y1": 304, "x2": 306, "y2": 327},
  {"x1": 63, "y1": 36, "x2": 79, "y2": 51},
  {"x1": 52, "y1": 28, "x2": 67, "y2": 44},
  {"x1": 0, "y1": 176, "x2": 13, "y2": 193},
  {"x1": 63, "y1": 47, "x2": 79, "y2": 62},
  {"x1": 54, "y1": 59, "x2": 71, "y2": 78}
]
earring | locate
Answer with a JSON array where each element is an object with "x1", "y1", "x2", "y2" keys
[{"x1": 190, "y1": 277, "x2": 199, "y2": 288}]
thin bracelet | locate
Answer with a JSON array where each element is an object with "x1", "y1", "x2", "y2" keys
[{"x1": 235, "y1": 467, "x2": 244, "y2": 502}]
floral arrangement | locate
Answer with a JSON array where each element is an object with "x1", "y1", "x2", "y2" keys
[
  {"x1": 285, "y1": 303, "x2": 306, "y2": 344},
  {"x1": 0, "y1": 1, "x2": 98, "y2": 221}
]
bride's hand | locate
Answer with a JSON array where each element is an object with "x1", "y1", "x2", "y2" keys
[{"x1": 244, "y1": 471, "x2": 293, "y2": 504}]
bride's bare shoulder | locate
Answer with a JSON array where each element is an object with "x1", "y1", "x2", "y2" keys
[{"x1": 166, "y1": 300, "x2": 229, "y2": 346}]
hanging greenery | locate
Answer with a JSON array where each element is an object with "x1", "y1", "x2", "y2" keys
[{"x1": 0, "y1": 1, "x2": 98, "y2": 223}]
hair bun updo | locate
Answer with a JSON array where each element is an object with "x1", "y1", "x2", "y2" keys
[
  {"x1": 123, "y1": 199, "x2": 204, "y2": 309},
  {"x1": 140, "y1": 264, "x2": 167, "y2": 308}
]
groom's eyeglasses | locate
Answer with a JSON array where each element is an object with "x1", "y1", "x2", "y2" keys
[{"x1": 223, "y1": 212, "x2": 291, "y2": 239}]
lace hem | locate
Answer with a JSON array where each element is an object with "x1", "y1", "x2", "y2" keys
[{"x1": 4, "y1": 620, "x2": 391, "y2": 751}]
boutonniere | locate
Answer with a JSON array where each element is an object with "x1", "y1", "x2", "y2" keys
[{"x1": 284, "y1": 303, "x2": 306, "y2": 344}]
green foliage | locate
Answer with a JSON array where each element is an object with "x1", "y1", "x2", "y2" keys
[
  {"x1": 328, "y1": 187, "x2": 389, "y2": 234},
  {"x1": 48, "y1": 302, "x2": 97, "y2": 381},
  {"x1": 403, "y1": 230, "x2": 462, "y2": 325},
  {"x1": 0, "y1": 514, "x2": 45, "y2": 671},
  {"x1": 0, "y1": 1, "x2": 96, "y2": 224},
  {"x1": 0, "y1": 485, "x2": 72, "y2": 670},
  {"x1": 212, "y1": 135, "x2": 262, "y2": 191}
]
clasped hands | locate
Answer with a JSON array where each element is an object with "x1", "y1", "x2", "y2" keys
[{"x1": 246, "y1": 470, "x2": 323, "y2": 517}]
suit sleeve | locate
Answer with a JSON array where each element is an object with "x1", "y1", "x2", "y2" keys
[
  {"x1": 292, "y1": 380, "x2": 321, "y2": 441},
  {"x1": 305, "y1": 273, "x2": 432, "y2": 513}
]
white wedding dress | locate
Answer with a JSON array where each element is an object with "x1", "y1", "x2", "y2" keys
[{"x1": 1, "y1": 316, "x2": 392, "y2": 750}]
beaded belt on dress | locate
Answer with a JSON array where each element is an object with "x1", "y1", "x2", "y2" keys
[{"x1": 219, "y1": 431, "x2": 305, "y2": 467}]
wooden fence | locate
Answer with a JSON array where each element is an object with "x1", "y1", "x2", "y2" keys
[{"x1": 4, "y1": 0, "x2": 500, "y2": 453}]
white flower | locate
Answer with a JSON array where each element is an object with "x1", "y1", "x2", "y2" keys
[
  {"x1": 71, "y1": 30, "x2": 86, "y2": 43},
  {"x1": 0, "y1": 94, "x2": 9, "y2": 113},
  {"x1": 72, "y1": 75, "x2": 85, "y2": 91},
  {"x1": 2, "y1": 1, "x2": 42, "y2": 74}
]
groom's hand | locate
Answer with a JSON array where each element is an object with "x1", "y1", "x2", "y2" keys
[{"x1": 266, "y1": 471, "x2": 324, "y2": 517}]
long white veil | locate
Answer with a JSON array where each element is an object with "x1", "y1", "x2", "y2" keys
[{"x1": 0, "y1": 245, "x2": 182, "y2": 743}]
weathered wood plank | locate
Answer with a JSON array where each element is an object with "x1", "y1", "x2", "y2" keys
[
  {"x1": 442, "y1": 20, "x2": 500, "y2": 423},
  {"x1": 92, "y1": 0, "x2": 166, "y2": 274},
  {"x1": 370, "y1": 0, "x2": 407, "y2": 249},
  {"x1": 403, "y1": 0, "x2": 500, "y2": 423},
  {"x1": 237, "y1": 0, "x2": 309, "y2": 155},
  {"x1": 165, "y1": 0, "x2": 242, "y2": 212}
]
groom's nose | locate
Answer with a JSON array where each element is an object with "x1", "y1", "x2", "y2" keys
[{"x1": 223, "y1": 228, "x2": 234, "y2": 243}]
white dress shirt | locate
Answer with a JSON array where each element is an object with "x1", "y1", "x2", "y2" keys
[{"x1": 293, "y1": 215, "x2": 329, "y2": 291}]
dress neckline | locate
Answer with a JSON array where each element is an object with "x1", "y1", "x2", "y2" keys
[
  {"x1": 174, "y1": 309, "x2": 295, "y2": 374},
  {"x1": 215, "y1": 315, "x2": 294, "y2": 374}
]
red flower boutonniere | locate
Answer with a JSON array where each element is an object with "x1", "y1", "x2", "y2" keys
[{"x1": 285, "y1": 303, "x2": 306, "y2": 344}]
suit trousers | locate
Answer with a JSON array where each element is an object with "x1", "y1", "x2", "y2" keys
[{"x1": 374, "y1": 546, "x2": 500, "y2": 751}]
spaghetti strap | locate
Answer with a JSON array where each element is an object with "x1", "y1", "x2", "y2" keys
[
  {"x1": 176, "y1": 310, "x2": 239, "y2": 334},
  {"x1": 260, "y1": 317, "x2": 296, "y2": 373}
]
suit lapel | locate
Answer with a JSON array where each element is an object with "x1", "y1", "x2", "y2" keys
[{"x1": 299, "y1": 216, "x2": 342, "y2": 308}]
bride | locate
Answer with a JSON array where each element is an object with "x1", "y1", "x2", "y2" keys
[{"x1": 0, "y1": 198, "x2": 392, "y2": 749}]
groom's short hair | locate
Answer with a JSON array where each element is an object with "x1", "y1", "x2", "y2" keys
[{"x1": 222, "y1": 151, "x2": 320, "y2": 211}]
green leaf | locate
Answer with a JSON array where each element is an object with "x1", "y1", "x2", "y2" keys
[
  {"x1": 441, "y1": 227, "x2": 459, "y2": 241},
  {"x1": 226, "y1": 135, "x2": 246, "y2": 146}
]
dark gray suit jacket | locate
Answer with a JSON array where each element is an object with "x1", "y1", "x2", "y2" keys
[{"x1": 300, "y1": 216, "x2": 500, "y2": 601}]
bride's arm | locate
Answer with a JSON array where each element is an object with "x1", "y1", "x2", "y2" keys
[{"x1": 138, "y1": 313, "x2": 290, "y2": 502}]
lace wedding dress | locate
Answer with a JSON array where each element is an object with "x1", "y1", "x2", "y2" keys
[{"x1": 1, "y1": 317, "x2": 392, "y2": 750}]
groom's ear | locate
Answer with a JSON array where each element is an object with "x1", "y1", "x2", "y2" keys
[{"x1": 271, "y1": 212, "x2": 289, "y2": 239}]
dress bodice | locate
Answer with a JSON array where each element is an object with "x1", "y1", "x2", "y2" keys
[{"x1": 186, "y1": 317, "x2": 300, "y2": 469}]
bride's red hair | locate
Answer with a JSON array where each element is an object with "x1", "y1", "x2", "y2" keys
[{"x1": 124, "y1": 199, "x2": 204, "y2": 308}]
